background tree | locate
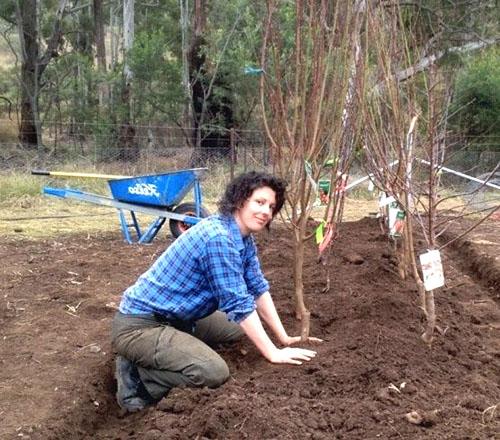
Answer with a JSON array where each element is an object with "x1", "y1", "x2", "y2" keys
[
  {"x1": 188, "y1": 0, "x2": 241, "y2": 166},
  {"x1": 0, "y1": 0, "x2": 497, "y2": 168},
  {"x1": 449, "y1": 48, "x2": 500, "y2": 152},
  {"x1": 14, "y1": 0, "x2": 68, "y2": 148},
  {"x1": 93, "y1": 0, "x2": 108, "y2": 108}
]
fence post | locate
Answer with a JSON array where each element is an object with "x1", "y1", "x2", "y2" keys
[
  {"x1": 230, "y1": 128, "x2": 235, "y2": 180},
  {"x1": 243, "y1": 133, "x2": 247, "y2": 173},
  {"x1": 262, "y1": 134, "x2": 268, "y2": 167}
]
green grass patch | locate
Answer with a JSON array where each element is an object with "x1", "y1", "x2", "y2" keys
[
  {"x1": 0, "y1": 118, "x2": 18, "y2": 143},
  {"x1": 0, "y1": 172, "x2": 46, "y2": 202}
]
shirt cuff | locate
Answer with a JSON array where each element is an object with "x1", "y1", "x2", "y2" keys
[
  {"x1": 227, "y1": 304, "x2": 256, "y2": 324},
  {"x1": 248, "y1": 279, "x2": 270, "y2": 298}
]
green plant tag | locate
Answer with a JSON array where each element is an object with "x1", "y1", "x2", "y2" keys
[
  {"x1": 315, "y1": 221, "x2": 325, "y2": 244},
  {"x1": 243, "y1": 66, "x2": 264, "y2": 76}
]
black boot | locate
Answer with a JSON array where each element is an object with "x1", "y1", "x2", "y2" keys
[{"x1": 115, "y1": 356, "x2": 157, "y2": 412}]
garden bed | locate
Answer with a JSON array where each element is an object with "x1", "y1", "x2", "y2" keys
[{"x1": 0, "y1": 217, "x2": 498, "y2": 439}]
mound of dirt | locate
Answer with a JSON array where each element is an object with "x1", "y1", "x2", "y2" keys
[
  {"x1": 0, "y1": 217, "x2": 499, "y2": 439},
  {"x1": 441, "y1": 218, "x2": 500, "y2": 298}
]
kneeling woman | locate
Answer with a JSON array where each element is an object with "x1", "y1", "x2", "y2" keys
[{"x1": 111, "y1": 171, "x2": 320, "y2": 412}]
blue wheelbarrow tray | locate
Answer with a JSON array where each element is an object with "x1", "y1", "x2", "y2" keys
[{"x1": 108, "y1": 168, "x2": 206, "y2": 208}]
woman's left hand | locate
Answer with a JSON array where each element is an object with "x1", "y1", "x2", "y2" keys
[{"x1": 281, "y1": 335, "x2": 324, "y2": 346}]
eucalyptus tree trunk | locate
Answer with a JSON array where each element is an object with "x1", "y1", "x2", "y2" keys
[
  {"x1": 16, "y1": 0, "x2": 68, "y2": 148},
  {"x1": 17, "y1": 0, "x2": 39, "y2": 147},
  {"x1": 93, "y1": 0, "x2": 108, "y2": 107},
  {"x1": 123, "y1": 0, "x2": 134, "y2": 85},
  {"x1": 179, "y1": 0, "x2": 192, "y2": 130},
  {"x1": 188, "y1": 0, "x2": 236, "y2": 166},
  {"x1": 118, "y1": 0, "x2": 138, "y2": 161},
  {"x1": 110, "y1": 4, "x2": 119, "y2": 69}
]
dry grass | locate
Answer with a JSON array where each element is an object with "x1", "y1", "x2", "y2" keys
[
  {"x1": 0, "y1": 118, "x2": 18, "y2": 143},
  {"x1": 0, "y1": 193, "x2": 378, "y2": 242},
  {"x1": 0, "y1": 197, "x2": 119, "y2": 239},
  {"x1": 0, "y1": 175, "x2": 480, "y2": 243},
  {"x1": 0, "y1": 194, "x2": 221, "y2": 241}
]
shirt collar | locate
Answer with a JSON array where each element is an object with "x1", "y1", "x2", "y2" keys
[{"x1": 222, "y1": 215, "x2": 246, "y2": 252}]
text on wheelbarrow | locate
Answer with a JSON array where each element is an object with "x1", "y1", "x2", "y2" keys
[{"x1": 127, "y1": 183, "x2": 160, "y2": 197}]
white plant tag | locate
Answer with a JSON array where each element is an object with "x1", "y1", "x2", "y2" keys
[
  {"x1": 388, "y1": 203, "x2": 405, "y2": 237},
  {"x1": 419, "y1": 250, "x2": 445, "y2": 291},
  {"x1": 367, "y1": 180, "x2": 375, "y2": 192},
  {"x1": 379, "y1": 193, "x2": 395, "y2": 207}
]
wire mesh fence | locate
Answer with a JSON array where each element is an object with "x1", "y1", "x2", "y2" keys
[
  {"x1": 1, "y1": 118, "x2": 499, "y2": 197},
  {"x1": 0, "y1": 120, "x2": 272, "y2": 185}
]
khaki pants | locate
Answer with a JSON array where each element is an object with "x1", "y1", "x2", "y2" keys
[{"x1": 111, "y1": 311, "x2": 243, "y2": 400}]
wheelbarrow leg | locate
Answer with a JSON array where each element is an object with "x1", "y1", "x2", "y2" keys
[
  {"x1": 193, "y1": 179, "x2": 203, "y2": 217},
  {"x1": 117, "y1": 209, "x2": 142, "y2": 244},
  {"x1": 138, "y1": 217, "x2": 166, "y2": 244}
]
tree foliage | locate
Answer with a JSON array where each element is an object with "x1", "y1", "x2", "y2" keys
[
  {"x1": 0, "y1": 0, "x2": 498, "y2": 155},
  {"x1": 449, "y1": 48, "x2": 500, "y2": 149}
]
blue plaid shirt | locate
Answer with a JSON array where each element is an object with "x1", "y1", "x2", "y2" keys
[{"x1": 119, "y1": 214, "x2": 269, "y2": 323}]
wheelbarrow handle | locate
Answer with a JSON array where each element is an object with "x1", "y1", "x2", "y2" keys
[
  {"x1": 31, "y1": 169, "x2": 51, "y2": 176},
  {"x1": 31, "y1": 169, "x2": 131, "y2": 179}
]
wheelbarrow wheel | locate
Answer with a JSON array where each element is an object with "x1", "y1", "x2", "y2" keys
[{"x1": 169, "y1": 203, "x2": 210, "y2": 238}]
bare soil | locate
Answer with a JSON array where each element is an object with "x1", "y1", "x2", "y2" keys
[{"x1": 1, "y1": 217, "x2": 499, "y2": 439}]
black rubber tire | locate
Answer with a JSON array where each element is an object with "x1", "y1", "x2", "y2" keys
[{"x1": 169, "y1": 202, "x2": 210, "y2": 238}]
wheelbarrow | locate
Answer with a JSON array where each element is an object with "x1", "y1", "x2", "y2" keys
[{"x1": 33, "y1": 168, "x2": 210, "y2": 243}]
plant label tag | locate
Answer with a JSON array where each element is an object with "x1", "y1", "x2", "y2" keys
[
  {"x1": 379, "y1": 193, "x2": 395, "y2": 207},
  {"x1": 367, "y1": 180, "x2": 375, "y2": 192},
  {"x1": 388, "y1": 204, "x2": 406, "y2": 237},
  {"x1": 419, "y1": 250, "x2": 445, "y2": 291}
]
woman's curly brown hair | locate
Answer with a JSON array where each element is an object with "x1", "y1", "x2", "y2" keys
[{"x1": 218, "y1": 171, "x2": 287, "y2": 226}]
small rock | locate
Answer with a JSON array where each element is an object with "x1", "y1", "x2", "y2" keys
[
  {"x1": 346, "y1": 341, "x2": 358, "y2": 350},
  {"x1": 89, "y1": 345, "x2": 101, "y2": 353},
  {"x1": 405, "y1": 410, "x2": 422, "y2": 425},
  {"x1": 405, "y1": 410, "x2": 438, "y2": 427},
  {"x1": 343, "y1": 252, "x2": 364, "y2": 265}
]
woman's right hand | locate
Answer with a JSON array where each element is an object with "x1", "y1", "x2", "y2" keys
[{"x1": 269, "y1": 347, "x2": 317, "y2": 365}]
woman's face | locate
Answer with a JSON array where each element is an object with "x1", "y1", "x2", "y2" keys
[{"x1": 234, "y1": 186, "x2": 276, "y2": 236}]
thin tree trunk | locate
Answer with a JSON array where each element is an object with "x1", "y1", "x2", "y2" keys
[
  {"x1": 17, "y1": 0, "x2": 39, "y2": 147},
  {"x1": 110, "y1": 4, "x2": 119, "y2": 69},
  {"x1": 93, "y1": 0, "x2": 108, "y2": 107},
  {"x1": 179, "y1": 0, "x2": 192, "y2": 131},
  {"x1": 422, "y1": 290, "x2": 436, "y2": 344},
  {"x1": 123, "y1": 0, "x2": 134, "y2": 85},
  {"x1": 293, "y1": 221, "x2": 310, "y2": 341},
  {"x1": 118, "y1": 0, "x2": 138, "y2": 161}
]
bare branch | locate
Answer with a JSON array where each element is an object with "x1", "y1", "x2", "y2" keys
[{"x1": 394, "y1": 38, "x2": 498, "y2": 83}]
